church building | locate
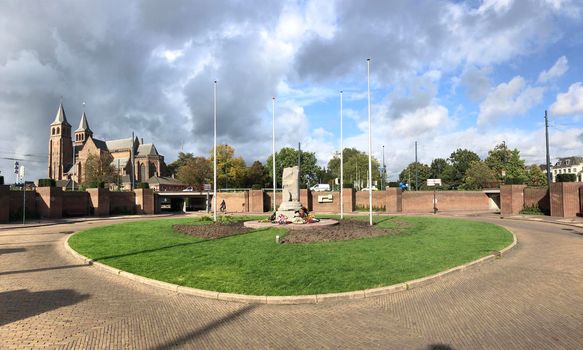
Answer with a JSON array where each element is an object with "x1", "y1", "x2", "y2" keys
[{"x1": 48, "y1": 103, "x2": 166, "y2": 188}]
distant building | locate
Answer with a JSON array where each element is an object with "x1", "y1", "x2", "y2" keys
[
  {"x1": 147, "y1": 176, "x2": 187, "y2": 192},
  {"x1": 48, "y1": 103, "x2": 166, "y2": 187},
  {"x1": 551, "y1": 156, "x2": 583, "y2": 182}
]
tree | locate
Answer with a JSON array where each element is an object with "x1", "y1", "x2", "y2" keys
[
  {"x1": 327, "y1": 148, "x2": 381, "y2": 189},
  {"x1": 448, "y1": 149, "x2": 481, "y2": 189},
  {"x1": 266, "y1": 147, "x2": 319, "y2": 187},
  {"x1": 209, "y1": 144, "x2": 247, "y2": 189},
  {"x1": 556, "y1": 173, "x2": 577, "y2": 182},
  {"x1": 176, "y1": 156, "x2": 211, "y2": 190},
  {"x1": 460, "y1": 161, "x2": 497, "y2": 190},
  {"x1": 430, "y1": 158, "x2": 454, "y2": 185},
  {"x1": 504, "y1": 149, "x2": 528, "y2": 184},
  {"x1": 167, "y1": 152, "x2": 195, "y2": 176},
  {"x1": 526, "y1": 165, "x2": 547, "y2": 187},
  {"x1": 398, "y1": 162, "x2": 431, "y2": 190},
  {"x1": 245, "y1": 161, "x2": 270, "y2": 189},
  {"x1": 83, "y1": 152, "x2": 116, "y2": 188}
]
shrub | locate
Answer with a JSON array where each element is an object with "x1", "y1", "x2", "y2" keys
[
  {"x1": 519, "y1": 205, "x2": 544, "y2": 215},
  {"x1": 86, "y1": 181, "x2": 105, "y2": 188},
  {"x1": 38, "y1": 178, "x2": 56, "y2": 187},
  {"x1": 556, "y1": 173, "x2": 576, "y2": 182},
  {"x1": 136, "y1": 182, "x2": 150, "y2": 189}
]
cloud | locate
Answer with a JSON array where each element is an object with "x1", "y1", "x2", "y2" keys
[
  {"x1": 477, "y1": 76, "x2": 544, "y2": 126},
  {"x1": 549, "y1": 82, "x2": 583, "y2": 116},
  {"x1": 456, "y1": 66, "x2": 492, "y2": 101},
  {"x1": 538, "y1": 56, "x2": 569, "y2": 83}
]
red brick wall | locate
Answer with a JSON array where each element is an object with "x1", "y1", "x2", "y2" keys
[
  {"x1": 110, "y1": 191, "x2": 136, "y2": 214},
  {"x1": 524, "y1": 187, "x2": 549, "y2": 213},
  {"x1": 550, "y1": 182, "x2": 583, "y2": 217},
  {"x1": 0, "y1": 185, "x2": 9, "y2": 223},
  {"x1": 62, "y1": 191, "x2": 90, "y2": 217},
  {"x1": 403, "y1": 191, "x2": 491, "y2": 213},
  {"x1": 500, "y1": 185, "x2": 526, "y2": 215},
  {"x1": 10, "y1": 189, "x2": 37, "y2": 219},
  {"x1": 580, "y1": 188, "x2": 583, "y2": 215},
  {"x1": 134, "y1": 189, "x2": 156, "y2": 214},
  {"x1": 87, "y1": 188, "x2": 110, "y2": 216},
  {"x1": 263, "y1": 191, "x2": 282, "y2": 212},
  {"x1": 249, "y1": 190, "x2": 264, "y2": 213},
  {"x1": 216, "y1": 192, "x2": 249, "y2": 213},
  {"x1": 355, "y1": 191, "x2": 386, "y2": 210},
  {"x1": 311, "y1": 191, "x2": 339, "y2": 213},
  {"x1": 386, "y1": 188, "x2": 402, "y2": 213},
  {"x1": 36, "y1": 187, "x2": 63, "y2": 219}
]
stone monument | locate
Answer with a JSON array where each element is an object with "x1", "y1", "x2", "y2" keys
[{"x1": 276, "y1": 166, "x2": 303, "y2": 218}]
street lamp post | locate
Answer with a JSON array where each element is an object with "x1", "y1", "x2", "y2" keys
[
  {"x1": 340, "y1": 90, "x2": 344, "y2": 219},
  {"x1": 367, "y1": 58, "x2": 373, "y2": 226},
  {"x1": 272, "y1": 97, "x2": 276, "y2": 213},
  {"x1": 213, "y1": 80, "x2": 217, "y2": 222}
]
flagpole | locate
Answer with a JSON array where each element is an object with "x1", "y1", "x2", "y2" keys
[
  {"x1": 367, "y1": 58, "x2": 373, "y2": 226},
  {"x1": 213, "y1": 80, "x2": 217, "y2": 222},
  {"x1": 340, "y1": 90, "x2": 344, "y2": 219},
  {"x1": 272, "y1": 97, "x2": 276, "y2": 213}
]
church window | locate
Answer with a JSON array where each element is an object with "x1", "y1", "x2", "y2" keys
[
  {"x1": 57, "y1": 127, "x2": 60, "y2": 134},
  {"x1": 52, "y1": 128, "x2": 55, "y2": 135}
]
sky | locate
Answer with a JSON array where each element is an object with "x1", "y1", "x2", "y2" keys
[{"x1": 1, "y1": 0, "x2": 583, "y2": 182}]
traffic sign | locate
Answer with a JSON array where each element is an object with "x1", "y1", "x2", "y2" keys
[{"x1": 427, "y1": 178, "x2": 441, "y2": 186}]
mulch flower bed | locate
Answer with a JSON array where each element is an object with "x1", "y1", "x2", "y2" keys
[
  {"x1": 172, "y1": 222, "x2": 252, "y2": 240},
  {"x1": 280, "y1": 219, "x2": 409, "y2": 244},
  {"x1": 173, "y1": 219, "x2": 410, "y2": 244}
]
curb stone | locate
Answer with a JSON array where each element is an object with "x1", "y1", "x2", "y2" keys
[{"x1": 64, "y1": 224, "x2": 518, "y2": 305}]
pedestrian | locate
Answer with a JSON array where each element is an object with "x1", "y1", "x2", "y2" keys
[{"x1": 220, "y1": 199, "x2": 226, "y2": 213}]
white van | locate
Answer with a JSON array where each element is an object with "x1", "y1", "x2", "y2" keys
[{"x1": 310, "y1": 184, "x2": 331, "y2": 192}]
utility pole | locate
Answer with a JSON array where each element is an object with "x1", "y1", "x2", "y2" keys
[
  {"x1": 382, "y1": 145, "x2": 386, "y2": 190},
  {"x1": 415, "y1": 141, "x2": 418, "y2": 191},
  {"x1": 545, "y1": 110, "x2": 552, "y2": 192}
]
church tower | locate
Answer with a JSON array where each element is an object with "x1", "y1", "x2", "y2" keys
[
  {"x1": 48, "y1": 103, "x2": 73, "y2": 180},
  {"x1": 74, "y1": 112, "x2": 93, "y2": 146}
]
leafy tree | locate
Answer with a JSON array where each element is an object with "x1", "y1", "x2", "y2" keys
[
  {"x1": 526, "y1": 165, "x2": 547, "y2": 187},
  {"x1": 485, "y1": 142, "x2": 511, "y2": 181},
  {"x1": 429, "y1": 158, "x2": 454, "y2": 185},
  {"x1": 556, "y1": 173, "x2": 577, "y2": 182},
  {"x1": 166, "y1": 152, "x2": 195, "y2": 176},
  {"x1": 448, "y1": 148, "x2": 481, "y2": 189},
  {"x1": 83, "y1": 152, "x2": 116, "y2": 187},
  {"x1": 460, "y1": 161, "x2": 497, "y2": 190},
  {"x1": 504, "y1": 149, "x2": 528, "y2": 184},
  {"x1": 266, "y1": 147, "x2": 319, "y2": 187},
  {"x1": 176, "y1": 156, "x2": 211, "y2": 190},
  {"x1": 245, "y1": 161, "x2": 270, "y2": 189},
  {"x1": 210, "y1": 144, "x2": 247, "y2": 188},
  {"x1": 327, "y1": 148, "x2": 381, "y2": 189},
  {"x1": 398, "y1": 162, "x2": 431, "y2": 190}
]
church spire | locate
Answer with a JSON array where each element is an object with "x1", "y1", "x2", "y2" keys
[
  {"x1": 76, "y1": 112, "x2": 92, "y2": 133},
  {"x1": 52, "y1": 103, "x2": 69, "y2": 125}
]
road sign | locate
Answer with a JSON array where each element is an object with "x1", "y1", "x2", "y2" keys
[
  {"x1": 203, "y1": 183, "x2": 211, "y2": 192},
  {"x1": 427, "y1": 178, "x2": 441, "y2": 186}
]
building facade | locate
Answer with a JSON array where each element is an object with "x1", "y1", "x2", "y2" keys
[
  {"x1": 551, "y1": 156, "x2": 583, "y2": 182},
  {"x1": 48, "y1": 103, "x2": 166, "y2": 187}
]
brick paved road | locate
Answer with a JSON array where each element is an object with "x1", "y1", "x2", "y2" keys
[{"x1": 1, "y1": 217, "x2": 582, "y2": 349}]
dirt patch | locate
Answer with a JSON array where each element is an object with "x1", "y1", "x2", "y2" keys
[
  {"x1": 280, "y1": 219, "x2": 410, "y2": 244},
  {"x1": 172, "y1": 221, "x2": 252, "y2": 240}
]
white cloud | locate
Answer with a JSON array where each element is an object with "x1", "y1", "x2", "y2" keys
[
  {"x1": 477, "y1": 76, "x2": 544, "y2": 125},
  {"x1": 538, "y1": 56, "x2": 568, "y2": 83},
  {"x1": 549, "y1": 82, "x2": 583, "y2": 116}
]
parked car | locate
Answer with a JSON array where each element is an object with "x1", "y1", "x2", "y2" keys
[
  {"x1": 361, "y1": 186, "x2": 378, "y2": 191},
  {"x1": 310, "y1": 184, "x2": 331, "y2": 192},
  {"x1": 182, "y1": 187, "x2": 193, "y2": 192}
]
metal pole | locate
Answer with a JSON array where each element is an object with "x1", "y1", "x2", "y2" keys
[
  {"x1": 272, "y1": 97, "x2": 276, "y2": 212},
  {"x1": 367, "y1": 58, "x2": 372, "y2": 226},
  {"x1": 21, "y1": 166, "x2": 25, "y2": 225},
  {"x1": 340, "y1": 90, "x2": 344, "y2": 219},
  {"x1": 131, "y1": 131, "x2": 135, "y2": 190},
  {"x1": 382, "y1": 145, "x2": 385, "y2": 191},
  {"x1": 545, "y1": 110, "x2": 552, "y2": 190},
  {"x1": 213, "y1": 81, "x2": 217, "y2": 222},
  {"x1": 415, "y1": 141, "x2": 418, "y2": 191}
]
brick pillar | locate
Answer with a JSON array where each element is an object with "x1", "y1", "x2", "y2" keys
[
  {"x1": 300, "y1": 189, "x2": 312, "y2": 211},
  {"x1": 386, "y1": 187, "x2": 402, "y2": 213},
  {"x1": 0, "y1": 185, "x2": 9, "y2": 223},
  {"x1": 87, "y1": 188, "x2": 110, "y2": 216},
  {"x1": 134, "y1": 188, "x2": 156, "y2": 214},
  {"x1": 550, "y1": 182, "x2": 583, "y2": 217},
  {"x1": 342, "y1": 188, "x2": 355, "y2": 213},
  {"x1": 249, "y1": 190, "x2": 264, "y2": 213},
  {"x1": 36, "y1": 187, "x2": 63, "y2": 219},
  {"x1": 500, "y1": 185, "x2": 526, "y2": 215}
]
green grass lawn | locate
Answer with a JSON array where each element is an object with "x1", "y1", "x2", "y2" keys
[{"x1": 68, "y1": 215, "x2": 512, "y2": 296}]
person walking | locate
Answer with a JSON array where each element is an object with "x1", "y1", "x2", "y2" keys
[{"x1": 220, "y1": 199, "x2": 226, "y2": 213}]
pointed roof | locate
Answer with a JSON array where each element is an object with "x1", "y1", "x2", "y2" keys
[
  {"x1": 75, "y1": 112, "x2": 92, "y2": 133},
  {"x1": 51, "y1": 103, "x2": 71, "y2": 126}
]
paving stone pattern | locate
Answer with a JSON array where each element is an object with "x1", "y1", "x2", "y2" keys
[{"x1": 0, "y1": 217, "x2": 582, "y2": 349}]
